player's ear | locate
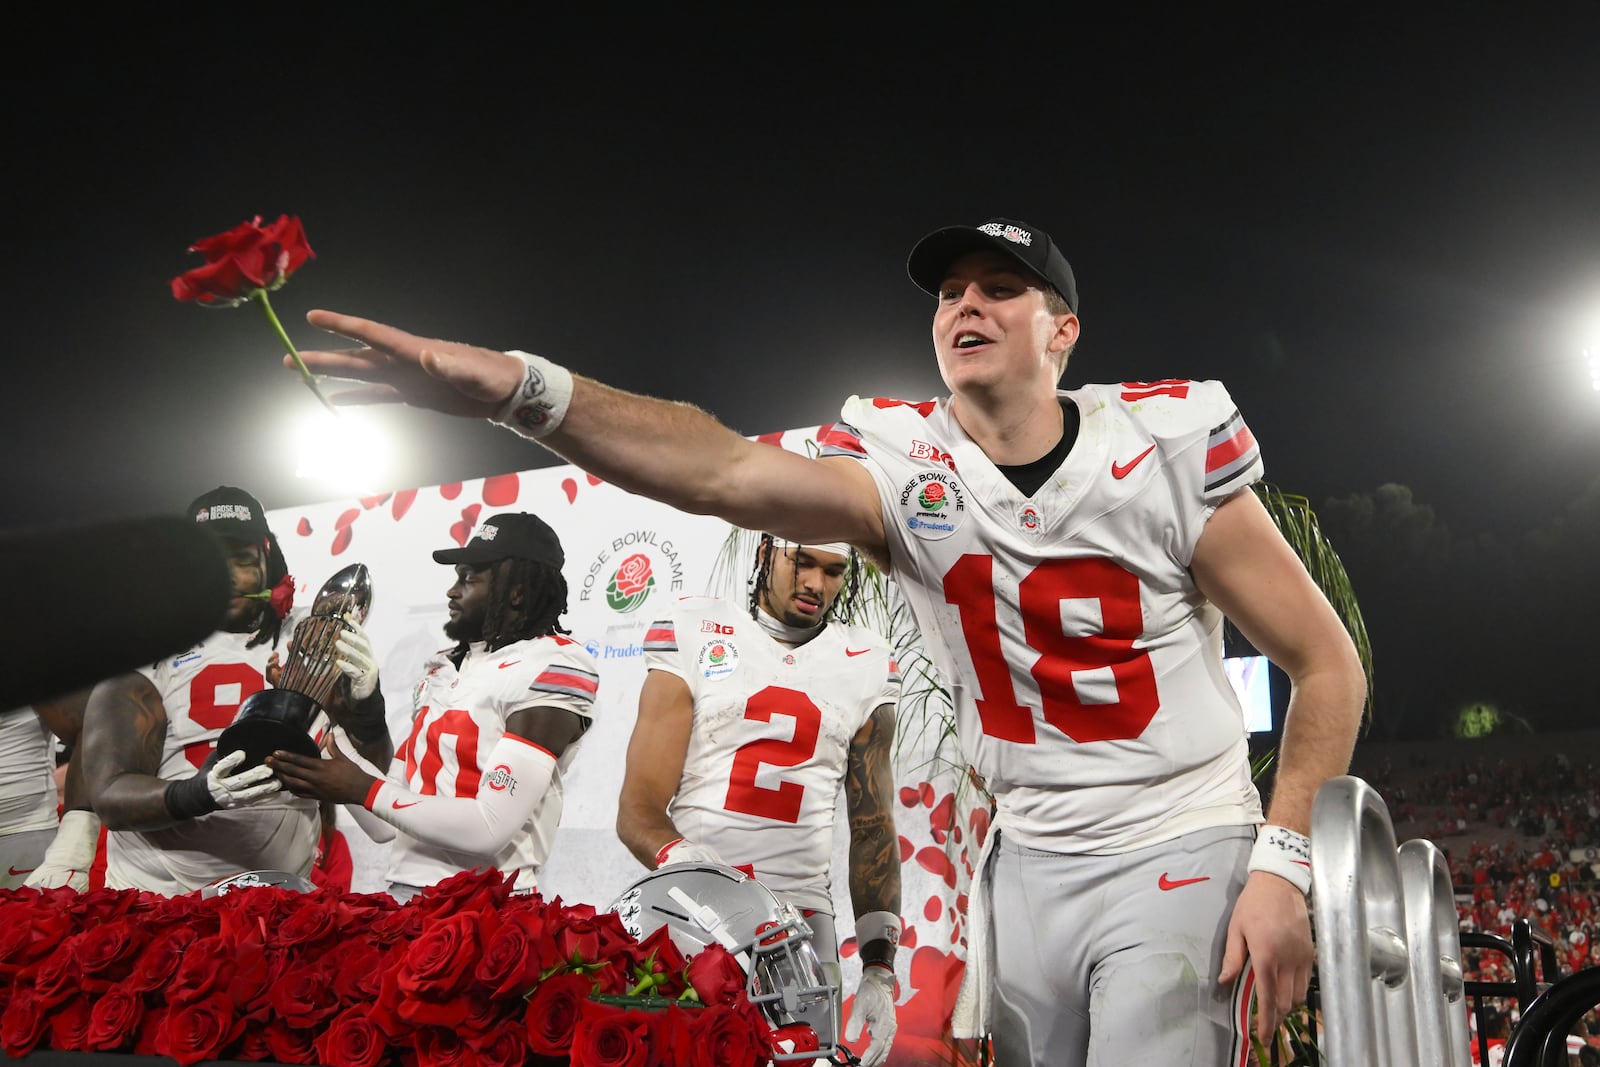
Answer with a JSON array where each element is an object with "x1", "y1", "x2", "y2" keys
[{"x1": 1047, "y1": 312, "x2": 1080, "y2": 356}]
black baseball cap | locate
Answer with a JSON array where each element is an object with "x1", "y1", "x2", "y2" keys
[
  {"x1": 432, "y1": 512, "x2": 565, "y2": 569},
  {"x1": 906, "y1": 217, "x2": 1078, "y2": 313},
  {"x1": 188, "y1": 486, "x2": 272, "y2": 541}
]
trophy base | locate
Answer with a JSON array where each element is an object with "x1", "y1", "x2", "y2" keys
[{"x1": 218, "y1": 689, "x2": 323, "y2": 770}]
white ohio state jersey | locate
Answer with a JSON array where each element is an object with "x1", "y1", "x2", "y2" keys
[
  {"x1": 109, "y1": 622, "x2": 322, "y2": 894},
  {"x1": 643, "y1": 596, "x2": 900, "y2": 912},
  {"x1": 386, "y1": 634, "x2": 600, "y2": 891},
  {"x1": 0, "y1": 708, "x2": 58, "y2": 835},
  {"x1": 820, "y1": 380, "x2": 1266, "y2": 854}
]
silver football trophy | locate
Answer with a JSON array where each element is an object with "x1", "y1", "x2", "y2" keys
[{"x1": 218, "y1": 562, "x2": 373, "y2": 769}]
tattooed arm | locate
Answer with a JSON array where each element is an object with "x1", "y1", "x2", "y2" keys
[
  {"x1": 845, "y1": 702, "x2": 901, "y2": 969},
  {"x1": 80, "y1": 674, "x2": 181, "y2": 831}
]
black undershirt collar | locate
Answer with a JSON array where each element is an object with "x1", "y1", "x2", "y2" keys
[{"x1": 995, "y1": 398, "x2": 1079, "y2": 498}]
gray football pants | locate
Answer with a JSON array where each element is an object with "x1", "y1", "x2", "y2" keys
[{"x1": 985, "y1": 824, "x2": 1256, "y2": 1067}]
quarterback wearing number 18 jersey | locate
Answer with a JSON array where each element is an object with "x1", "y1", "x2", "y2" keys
[
  {"x1": 642, "y1": 596, "x2": 899, "y2": 913},
  {"x1": 821, "y1": 379, "x2": 1266, "y2": 855}
]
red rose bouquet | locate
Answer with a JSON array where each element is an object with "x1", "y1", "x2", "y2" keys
[
  {"x1": 0, "y1": 869, "x2": 780, "y2": 1067},
  {"x1": 170, "y1": 214, "x2": 335, "y2": 414}
]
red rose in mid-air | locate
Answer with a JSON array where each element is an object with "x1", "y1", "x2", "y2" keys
[
  {"x1": 170, "y1": 215, "x2": 314, "y2": 305},
  {"x1": 170, "y1": 214, "x2": 335, "y2": 413}
]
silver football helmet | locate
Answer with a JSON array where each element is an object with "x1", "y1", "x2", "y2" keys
[
  {"x1": 200, "y1": 869, "x2": 319, "y2": 898},
  {"x1": 609, "y1": 862, "x2": 839, "y2": 1062}
]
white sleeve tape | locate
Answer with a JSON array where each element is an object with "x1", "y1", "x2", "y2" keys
[
  {"x1": 854, "y1": 910, "x2": 902, "y2": 952},
  {"x1": 493, "y1": 350, "x2": 574, "y2": 440},
  {"x1": 1248, "y1": 824, "x2": 1312, "y2": 896}
]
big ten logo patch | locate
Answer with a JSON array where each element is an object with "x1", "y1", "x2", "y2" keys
[{"x1": 908, "y1": 439, "x2": 957, "y2": 473}]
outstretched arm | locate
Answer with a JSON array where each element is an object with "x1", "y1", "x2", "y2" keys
[
  {"x1": 1192, "y1": 489, "x2": 1367, "y2": 1044},
  {"x1": 268, "y1": 703, "x2": 587, "y2": 856},
  {"x1": 616, "y1": 670, "x2": 701, "y2": 869},
  {"x1": 32, "y1": 688, "x2": 91, "y2": 813},
  {"x1": 292, "y1": 311, "x2": 887, "y2": 555}
]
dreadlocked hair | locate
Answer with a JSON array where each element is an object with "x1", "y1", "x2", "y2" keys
[
  {"x1": 481, "y1": 558, "x2": 572, "y2": 653},
  {"x1": 746, "y1": 533, "x2": 865, "y2": 626},
  {"x1": 244, "y1": 534, "x2": 289, "y2": 650}
]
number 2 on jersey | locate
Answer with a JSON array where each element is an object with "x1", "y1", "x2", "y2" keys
[
  {"x1": 943, "y1": 554, "x2": 1159, "y2": 744},
  {"x1": 723, "y1": 687, "x2": 821, "y2": 823}
]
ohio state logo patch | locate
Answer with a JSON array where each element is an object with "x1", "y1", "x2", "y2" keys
[{"x1": 898, "y1": 471, "x2": 966, "y2": 540}]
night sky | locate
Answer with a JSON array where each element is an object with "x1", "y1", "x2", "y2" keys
[{"x1": 6, "y1": 10, "x2": 1598, "y2": 739}]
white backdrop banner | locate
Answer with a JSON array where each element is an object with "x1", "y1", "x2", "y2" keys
[{"x1": 265, "y1": 428, "x2": 984, "y2": 1066}]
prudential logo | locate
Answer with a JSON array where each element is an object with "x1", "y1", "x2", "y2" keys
[{"x1": 606, "y1": 552, "x2": 656, "y2": 613}]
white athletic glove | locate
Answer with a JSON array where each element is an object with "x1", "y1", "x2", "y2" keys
[
  {"x1": 206, "y1": 749, "x2": 282, "y2": 808},
  {"x1": 23, "y1": 810, "x2": 101, "y2": 891},
  {"x1": 654, "y1": 837, "x2": 727, "y2": 869},
  {"x1": 335, "y1": 614, "x2": 379, "y2": 701},
  {"x1": 843, "y1": 965, "x2": 898, "y2": 1067}
]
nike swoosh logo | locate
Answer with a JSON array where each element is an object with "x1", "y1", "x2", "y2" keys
[
  {"x1": 1158, "y1": 872, "x2": 1211, "y2": 891},
  {"x1": 391, "y1": 800, "x2": 421, "y2": 809},
  {"x1": 497, "y1": 660, "x2": 521, "y2": 669},
  {"x1": 7, "y1": 866, "x2": 35, "y2": 877},
  {"x1": 845, "y1": 648, "x2": 871, "y2": 657},
  {"x1": 1111, "y1": 444, "x2": 1156, "y2": 479}
]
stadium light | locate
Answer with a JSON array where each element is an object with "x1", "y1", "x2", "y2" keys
[{"x1": 292, "y1": 407, "x2": 395, "y2": 494}]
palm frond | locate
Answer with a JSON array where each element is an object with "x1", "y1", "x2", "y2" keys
[{"x1": 1251, "y1": 481, "x2": 1376, "y2": 724}]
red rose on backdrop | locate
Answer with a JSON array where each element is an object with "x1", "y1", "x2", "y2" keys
[
  {"x1": 613, "y1": 553, "x2": 654, "y2": 598},
  {"x1": 170, "y1": 214, "x2": 313, "y2": 305}
]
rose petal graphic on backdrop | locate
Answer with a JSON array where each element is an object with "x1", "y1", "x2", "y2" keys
[
  {"x1": 335, "y1": 509, "x2": 360, "y2": 531},
  {"x1": 561, "y1": 478, "x2": 578, "y2": 504},
  {"x1": 918, "y1": 782, "x2": 935, "y2": 807},
  {"x1": 586, "y1": 474, "x2": 602, "y2": 486},
  {"x1": 391, "y1": 489, "x2": 417, "y2": 521},
  {"x1": 359, "y1": 494, "x2": 390, "y2": 510},
  {"x1": 482, "y1": 473, "x2": 519, "y2": 507},
  {"x1": 331, "y1": 526, "x2": 353, "y2": 556},
  {"x1": 897, "y1": 836, "x2": 914, "y2": 862},
  {"x1": 296, "y1": 517, "x2": 312, "y2": 536},
  {"x1": 900, "y1": 926, "x2": 917, "y2": 949},
  {"x1": 449, "y1": 505, "x2": 483, "y2": 547},
  {"x1": 440, "y1": 483, "x2": 462, "y2": 501},
  {"x1": 923, "y1": 896, "x2": 941, "y2": 922}
]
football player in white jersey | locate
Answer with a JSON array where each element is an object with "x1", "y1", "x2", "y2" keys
[
  {"x1": 617, "y1": 534, "x2": 902, "y2": 1067},
  {"x1": 268, "y1": 512, "x2": 599, "y2": 900},
  {"x1": 287, "y1": 215, "x2": 1367, "y2": 1064},
  {"x1": 80, "y1": 486, "x2": 394, "y2": 895},
  {"x1": 1, "y1": 690, "x2": 92, "y2": 889}
]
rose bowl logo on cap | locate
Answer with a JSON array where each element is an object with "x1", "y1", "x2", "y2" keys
[
  {"x1": 472, "y1": 523, "x2": 499, "y2": 542},
  {"x1": 978, "y1": 222, "x2": 1033, "y2": 246}
]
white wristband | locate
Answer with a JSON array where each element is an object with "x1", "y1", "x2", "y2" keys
[
  {"x1": 493, "y1": 350, "x2": 574, "y2": 439},
  {"x1": 1248, "y1": 824, "x2": 1312, "y2": 896},
  {"x1": 855, "y1": 910, "x2": 902, "y2": 953}
]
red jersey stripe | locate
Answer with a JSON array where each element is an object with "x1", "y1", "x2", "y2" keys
[{"x1": 1206, "y1": 424, "x2": 1258, "y2": 473}]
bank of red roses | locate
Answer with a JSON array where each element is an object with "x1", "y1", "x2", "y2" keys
[{"x1": 0, "y1": 868, "x2": 779, "y2": 1067}]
